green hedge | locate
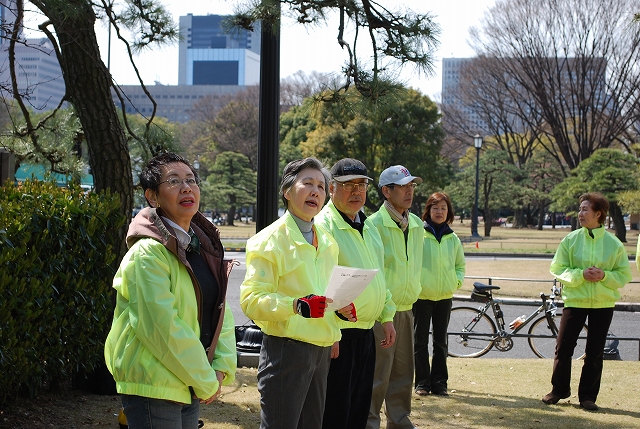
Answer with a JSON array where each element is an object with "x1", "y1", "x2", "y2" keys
[{"x1": 0, "y1": 179, "x2": 125, "y2": 405}]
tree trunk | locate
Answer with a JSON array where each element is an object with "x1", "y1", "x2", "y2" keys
[
  {"x1": 551, "y1": 211, "x2": 557, "y2": 229},
  {"x1": 227, "y1": 194, "x2": 237, "y2": 226},
  {"x1": 35, "y1": 0, "x2": 133, "y2": 261},
  {"x1": 537, "y1": 201, "x2": 545, "y2": 230},
  {"x1": 512, "y1": 208, "x2": 526, "y2": 228},
  {"x1": 610, "y1": 202, "x2": 627, "y2": 242},
  {"x1": 482, "y1": 208, "x2": 492, "y2": 237}
]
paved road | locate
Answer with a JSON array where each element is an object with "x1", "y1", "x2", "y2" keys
[{"x1": 225, "y1": 252, "x2": 640, "y2": 361}]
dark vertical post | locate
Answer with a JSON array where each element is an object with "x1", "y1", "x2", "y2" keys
[
  {"x1": 256, "y1": 2, "x2": 281, "y2": 232},
  {"x1": 471, "y1": 140, "x2": 482, "y2": 238},
  {"x1": 471, "y1": 146, "x2": 480, "y2": 237}
]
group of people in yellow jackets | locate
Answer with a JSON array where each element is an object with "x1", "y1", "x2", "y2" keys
[
  {"x1": 103, "y1": 153, "x2": 631, "y2": 429},
  {"x1": 240, "y1": 157, "x2": 464, "y2": 429}
]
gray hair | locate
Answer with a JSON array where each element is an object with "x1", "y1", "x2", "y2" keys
[{"x1": 280, "y1": 157, "x2": 330, "y2": 209}]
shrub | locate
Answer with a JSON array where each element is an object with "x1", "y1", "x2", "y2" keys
[{"x1": 0, "y1": 179, "x2": 125, "y2": 405}]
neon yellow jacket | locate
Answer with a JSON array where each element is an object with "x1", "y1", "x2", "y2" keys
[
  {"x1": 105, "y1": 209, "x2": 236, "y2": 404},
  {"x1": 550, "y1": 226, "x2": 632, "y2": 309},
  {"x1": 240, "y1": 212, "x2": 342, "y2": 347},
  {"x1": 419, "y1": 227, "x2": 466, "y2": 301},
  {"x1": 636, "y1": 234, "x2": 640, "y2": 272},
  {"x1": 367, "y1": 206, "x2": 424, "y2": 311},
  {"x1": 316, "y1": 201, "x2": 396, "y2": 329}
]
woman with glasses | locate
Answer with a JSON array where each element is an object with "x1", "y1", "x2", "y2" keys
[
  {"x1": 413, "y1": 192, "x2": 465, "y2": 397},
  {"x1": 105, "y1": 152, "x2": 237, "y2": 429}
]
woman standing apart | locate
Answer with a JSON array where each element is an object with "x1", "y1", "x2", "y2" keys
[
  {"x1": 240, "y1": 158, "x2": 356, "y2": 429},
  {"x1": 105, "y1": 153, "x2": 237, "y2": 428},
  {"x1": 543, "y1": 192, "x2": 631, "y2": 411},
  {"x1": 413, "y1": 192, "x2": 465, "y2": 397}
]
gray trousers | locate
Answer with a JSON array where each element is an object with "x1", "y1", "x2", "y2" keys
[
  {"x1": 258, "y1": 334, "x2": 331, "y2": 429},
  {"x1": 367, "y1": 310, "x2": 415, "y2": 429}
]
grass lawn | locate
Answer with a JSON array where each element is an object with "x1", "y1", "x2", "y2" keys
[{"x1": 203, "y1": 359, "x2": 640, "y2": 429}]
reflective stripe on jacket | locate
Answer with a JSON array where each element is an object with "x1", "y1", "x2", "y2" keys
[
  {"x1": 550, "y1": 226, "x2": 632, "y2": 308},
  {"x1": 240, "y1": 212, "x2": 341, "y2": 346},
  {"x1": 367, "y1": 206, "x2": 424, "y2": 311},
  {"x1": 316, "y1": 201, "x2": 396, "y2": 329},
  {"x1": 419, "y1": 228, "x2": 465, "y2": 301},
  {"x1": 105, "y1": 209, "x2": 236, "y2": 404}
]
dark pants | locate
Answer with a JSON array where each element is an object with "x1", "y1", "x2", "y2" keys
[
  {"x1": 258, "y1": 334, "x2": 331, "y2": 429},
  {"x1": 550, "y1": 307, "x2": 614, "y2": 403},
  {"x1": 413, "y1": 298, "x2": 452, "y2": 393},
  {"x1": 322, "y1": 328, "x2": 376, "y2": 429}
]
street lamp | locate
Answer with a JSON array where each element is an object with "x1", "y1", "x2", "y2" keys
[{"x1": 471, "y1": 134, "x2": 483, "y2": 238}]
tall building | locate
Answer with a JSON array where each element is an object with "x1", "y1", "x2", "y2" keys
[
  {"x1": 0, "y1": 36, "x2": 66, "y2": 110},
  {"x1": 178, "y1": 14, "x2": 260, "y2": 86},
  {"x1": 441, "y1": 58, "x2": 487, "y2": 133},
  {"x1": 115, "y1": 13, "x2": 261, "y2": 123},
  {"x1": 0, "y1": 1, "x2": 65, "y2": 109}
]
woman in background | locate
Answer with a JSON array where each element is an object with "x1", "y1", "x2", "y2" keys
[
  {"x1": 413, "y1": 192, "x2": 465, "y2": 397},
  {"x1": 543, "y1": 192, "x2": 631, "y2": 411}
]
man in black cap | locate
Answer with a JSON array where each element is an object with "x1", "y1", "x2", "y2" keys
[{"x1": 316, "y1": 158, "x2": 397, "y2": 429}]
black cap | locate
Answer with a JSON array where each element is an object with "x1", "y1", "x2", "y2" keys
[{"x1": 330, "y1": 158, "x2": 373, "y2": 182}]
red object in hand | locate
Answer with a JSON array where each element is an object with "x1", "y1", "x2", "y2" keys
[
  {"x1": 336, "y1": 303, "x2": 357, "y2": 322},
  {"x1": 297, "y1": 294, "x2": 327, "y2": 318}
]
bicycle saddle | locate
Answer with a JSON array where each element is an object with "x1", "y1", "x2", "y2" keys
[{"x1": 472, "y1": 282, "x2": 501, "y2": 291}]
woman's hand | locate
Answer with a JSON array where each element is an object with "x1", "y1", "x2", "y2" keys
[
  {"x1": 583, "y1": 266, "x2": 605, "y2": 282},
  {"x1": 200, "y1": 371, "x2": 225, "y2": 404},
  {"x1": 330, "y1": 341, "x2": 340, "y2": 359}
]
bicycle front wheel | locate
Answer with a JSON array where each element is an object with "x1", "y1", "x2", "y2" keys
[
  {"x1": 528, "y1": 316, "x2": 588, "y2": 359},
  {"x1": 448, "y1": 306, "x2": 497, "y2": 358}
]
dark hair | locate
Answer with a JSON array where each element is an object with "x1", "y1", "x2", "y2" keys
[
  {"x1": 140, "y1": 152, "x2": 199, "y2": 202},
  {"x1": 279, "y1": 157, "x2": 329, "y2": 209},
  {"x1": 422, "y1": 192, "x2": 455, "y2": 224},
  {"x1": 579, "y1": 192, "x2": 609, "y2": 224}
]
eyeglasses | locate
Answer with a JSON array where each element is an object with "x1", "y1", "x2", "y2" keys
[
  {"x1": 159, "y1": 177, "x2": 200, "y2": 189},
  {"x1": 340, "y1": 182, "x2": 369, "y2": 192},
  {"x1": 386, "y1": 183, "x2": 417, "y2": 190}
]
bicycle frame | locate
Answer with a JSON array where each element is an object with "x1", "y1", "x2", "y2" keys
[{"x1": 485, "y1": 286, "x2": 559, "y2": 338}]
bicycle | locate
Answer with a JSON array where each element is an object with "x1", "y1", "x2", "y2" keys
[{"x1": 448, "y1": 281, "x2": 588, "y2": 358}]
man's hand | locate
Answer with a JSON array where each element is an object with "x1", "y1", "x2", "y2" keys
[{"x1": 380, "y1": 321, "x2": 396, "y2": 349}]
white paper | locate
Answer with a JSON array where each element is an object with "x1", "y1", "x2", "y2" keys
[{"x1": 324, "y1": 265, "x2": 379, "y2": 311}]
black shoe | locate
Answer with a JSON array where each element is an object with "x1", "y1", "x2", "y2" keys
[
  {"x1": 432, "y1": 390, "x2": 449, "y2": 396},
  {"x1": 542, "y1": 391, "x2": 570, "y2": 405},
  {"x1": 580, "y1": 400, "x2": 598, "y2": 411}
]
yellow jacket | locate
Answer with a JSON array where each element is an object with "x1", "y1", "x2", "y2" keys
[
  {"x1": 419, "y1": 225, "x2": 465, "y2": 301},
  {"x1": 240, "y1": 212, "x2": 342, "y2": 346},
  {"x1": 367, "y1": 206, "x2": 424, "y2": 311},
  {"x1": 316, "y1": 201, "x2": 396, "y2": 329},
  {"x1": 550, "y1": 226, "x2": 631, "y2": 308}
]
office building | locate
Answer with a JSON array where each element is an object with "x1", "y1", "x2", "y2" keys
[
  {"x1": 178, "y1": 14, "x2": 260, "y2": 86},
  {"x1": 113, "y1": 83, "x2": 249, "y2": 123},
  {"x1": 0, "y1": 37, "x2": 66, "y2": 110}
]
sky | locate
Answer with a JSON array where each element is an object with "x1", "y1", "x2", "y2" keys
[{"x1": 92, "y1": 0, "x2": 496, "y2": 101}]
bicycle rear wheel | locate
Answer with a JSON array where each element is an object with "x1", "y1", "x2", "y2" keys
[
  {"x1": 528, "y1": 315, "x2": 588, "y2": 359},
  {"x1": 448, "y1": 306, "x2": 497, "y2": 358}
]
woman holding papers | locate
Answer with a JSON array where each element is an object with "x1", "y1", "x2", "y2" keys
[
  {"x1": 240, "y1": 157, "x2": 356, "y2": 429},
  {"x1": 413, "y1": 192, "x2": 465, "y2": 397}
]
